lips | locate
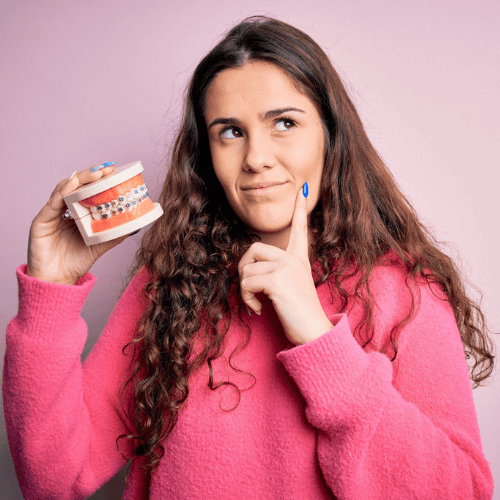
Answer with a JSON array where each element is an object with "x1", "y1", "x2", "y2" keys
[
  {"x1": 241, "y1": 181, "x2": 287, "y2": 190},
  {"x1": 78, "y1": 173, "x2": 155, "y2": 232},
  {"x1": 79, "y1": 174, "x2": 146, "y2": 207}
]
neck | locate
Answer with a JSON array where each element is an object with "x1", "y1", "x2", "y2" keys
[{"x1": 251, "y1": 226, "x2": 317, "y2": 255}]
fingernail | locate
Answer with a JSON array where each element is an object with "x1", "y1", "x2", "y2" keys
[
  {"x1": 246, "y1": 306, "x2": 253, "y2": 317},
  {"x1": 90, "y1": 164, "x2": 104, "y2": 173},
  {"x1": 302, "y1": 182, "x2": 308, "y2": 198},
  {"x1": 69, "y1": 170, "x2": 78, "y2": 181},
  {"x1": 102, "y1": 162, "x2": 116, "y2": 167},
  {"x1": 255, "y1": 309, "x2": 261, "y2": 316}
]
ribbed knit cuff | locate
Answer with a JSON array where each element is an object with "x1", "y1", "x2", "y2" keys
[
  {"x1": 15, "y1": 264, "x2": 96, "y2": 339},
  {"x1": 277, "y1": 313, "x2": 393, "y2": 430},
  {"x1": 277, "y1": 312, "x2": 367, "y2": 379}
]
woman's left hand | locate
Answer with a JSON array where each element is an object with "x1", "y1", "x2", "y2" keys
[{"x1": 238, "y1": 187, "x2": 333, "y2": 345}]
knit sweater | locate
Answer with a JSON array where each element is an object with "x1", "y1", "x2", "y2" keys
[{"x1": 3, "y1": 262, "x2": 494, "y2": 500}]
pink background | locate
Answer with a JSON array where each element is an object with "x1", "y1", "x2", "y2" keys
[{"x1": 1, "y1": 0, "x2": 499, "y2": 497}]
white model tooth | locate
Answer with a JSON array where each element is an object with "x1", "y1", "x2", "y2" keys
[
  {"x1": 90, "y1": 206, "x2": 98, "y2": 213},
  {"x1": 110, "y1": 199, "x2": 118, "y2": 206},
  {"x1": 92, "y1": 212, "x2": 102, "y2": 220},
  {"x1": 96, "y1": 204, "x2": 105, "y2": 212},
  {"x1": 125, "y1": 202, "x2": 133, "y2": 211},
  {"x1": 101, "y1": 211, "x2": 112, "y2": 219},
  {"x1": 118, "y1": 195, "x2": 126, "y2": 203},
  {"x1": 125, "y1": 192, "x2": 132, "y2": 200},
  {"x1": 117, "y1": 205, "x2": 125, "y2": 213}
]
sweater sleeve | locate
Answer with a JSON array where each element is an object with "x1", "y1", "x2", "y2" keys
[
  {"x1": 3, "y1": 265, "x2": 149, "y2": 500},
  {"x1": 276, "y1": 268, "x2": 494, "y2": 500}
]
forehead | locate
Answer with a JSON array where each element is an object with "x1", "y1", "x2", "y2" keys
[{"x1": 204, "y1": 61, "x2": 313, "y2": 118}]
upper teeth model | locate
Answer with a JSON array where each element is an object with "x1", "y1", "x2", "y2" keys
[{"x1": 89, "y1": 184, "x2": 149, "y2": 220}]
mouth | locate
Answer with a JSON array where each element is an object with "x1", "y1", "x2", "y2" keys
[
  {"x1": 241, "y1": 181, "x2": 287, "y2": 191},
  {"x1": 78, "y1": 173, "x2": 155, "y2": 231},
  {"x1": 79, "y1": 174, "x2": 150, "y2": 219}
]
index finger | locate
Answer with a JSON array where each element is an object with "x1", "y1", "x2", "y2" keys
[
  {"x1": 42, "y1": 164, "x2": 117, "y2": 221},
  {"x1": 59, "y1": 163, "x2": 117, "y2": 197},
  {"x1": 286, "y1": 182, "x2": 309, "y2": 257}
]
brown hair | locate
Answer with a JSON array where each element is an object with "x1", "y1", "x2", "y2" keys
[{"x1": 117, "y1": 16, "x2": 495, "y2": 475}]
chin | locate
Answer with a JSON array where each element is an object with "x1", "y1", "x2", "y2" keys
[{"x1": 245, "y1": 219, "x2": 292, "y2": 235}]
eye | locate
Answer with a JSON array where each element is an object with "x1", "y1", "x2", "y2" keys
[
  {"x1": 220, "y1": 127, "x2": 243, "y2": 139},
  {"x1": 274, "y1": 118, "x2": 296, "y2": 132}
]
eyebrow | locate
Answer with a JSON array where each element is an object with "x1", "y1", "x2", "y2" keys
[{"x1": 207, "y1": 107, "x2": 305, "y2": 129}]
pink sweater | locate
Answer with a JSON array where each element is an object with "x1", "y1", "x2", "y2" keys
[{"x1": 3, "y1": 263, "x2": 494, "y2": 499}]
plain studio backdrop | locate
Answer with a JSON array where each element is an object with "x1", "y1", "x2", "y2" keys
[{"x1": 1, "y1": 0, "x2": 499, "y2": 498}]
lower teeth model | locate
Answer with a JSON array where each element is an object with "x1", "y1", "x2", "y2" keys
[{"x1": 88, "y1": 184, "x2": 150, "y2": 220}]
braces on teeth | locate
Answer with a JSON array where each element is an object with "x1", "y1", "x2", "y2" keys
[{"x1": 89, "y1": 184, "x2": 149, "y2": 220}]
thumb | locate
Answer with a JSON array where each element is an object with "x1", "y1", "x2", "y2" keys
[{"x1": 286, "y1": 182, "x2": 309, "y2": 257}]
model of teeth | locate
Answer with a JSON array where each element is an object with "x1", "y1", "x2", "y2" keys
[
  {"x1": 63, "y1": 161, "x2": 163, "y2": 246},
  {"x1": 89, "y1": 184, "x2": 149, "y2": 220}
]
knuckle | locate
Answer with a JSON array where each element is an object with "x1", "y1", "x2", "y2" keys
[
  {"x1": 239, "y1": 265, "x2": 248, "y2": 280},
  {"x1": 238, "y1": 260, "x2": 250, "y2": 277},
  {"x1": 240, "y1": 277, "x2": 248, "y2": 290},
  {"x1": 251, "y1": 241, "x2": 264, "y2": 252}
]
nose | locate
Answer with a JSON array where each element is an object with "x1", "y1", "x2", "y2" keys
[{"x1": 242, "y1": 133, "x2": 276, "y2": 173}]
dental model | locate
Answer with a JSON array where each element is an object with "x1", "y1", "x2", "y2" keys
[{"x1": 63, "y1": 161, "x2": 164, "y2": 245}]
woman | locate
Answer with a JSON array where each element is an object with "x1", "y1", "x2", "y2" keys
[{"x1": 4, "y1": 16, "x2": 495, "y2": 500}]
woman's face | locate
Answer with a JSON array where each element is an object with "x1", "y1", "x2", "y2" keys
[{"x1": 204, "y1": 61, "x2": 325, "y2": 245}]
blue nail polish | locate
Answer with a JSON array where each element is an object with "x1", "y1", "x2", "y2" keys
[
  {"x1": 90, "y1": 164, "x2": 104, "y2": 173},
  {"x1": 302, "y1": 182, "x2": 309, "y2": 198},
  {"x1": 102, "y1": 162, "x2": 116, "y2": 167}
]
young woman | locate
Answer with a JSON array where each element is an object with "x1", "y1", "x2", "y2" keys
[{"x1": 4, "y1": 16, "x2": 495, "y2": 500}]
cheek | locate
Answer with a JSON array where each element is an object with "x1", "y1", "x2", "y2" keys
[
  {"x1": 212, "y1": 163, "x2": 239, "y2": 210},
  {"x1": 210, "y1": 152, "x2": 230, "y2": 189},
  {"x1": 210, "y1": 144, "x2": 241, "y2": 191},
  {"x1": 287, "y1": 136, "x2": 324, "y2": 182}
]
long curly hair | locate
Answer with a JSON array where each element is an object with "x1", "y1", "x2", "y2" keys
[{"x1": 117, "y1": 16, "x2": 495, "y2": 475}]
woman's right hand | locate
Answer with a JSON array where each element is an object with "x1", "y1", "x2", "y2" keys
[{"x1": 27, "y1": 164, "x2": 131, "y2": 285}]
